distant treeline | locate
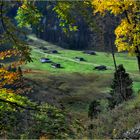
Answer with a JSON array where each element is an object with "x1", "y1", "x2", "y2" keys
[{"x1": 5, "y1": 1, "x2": 120, "y2": 52}]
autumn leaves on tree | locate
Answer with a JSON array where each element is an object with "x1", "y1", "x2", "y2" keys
[{"x1": 93, "y1": 0, "x2": 140, "y2": 71}]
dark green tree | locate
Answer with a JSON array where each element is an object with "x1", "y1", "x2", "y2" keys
[
  {"x1": 88, "y1": 100, "x2": 100, "y2": 120},
  {"x1": 109, "y1": 64, "x2": 133, "y2": 108}
]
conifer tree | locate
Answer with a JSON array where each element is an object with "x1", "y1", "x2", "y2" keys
[{"x1": 109, "y1": 65, "x2": 133, "y2": 108}]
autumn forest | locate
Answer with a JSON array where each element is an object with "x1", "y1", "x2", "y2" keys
[{"x1": 0, "y1": 0, "x2": 140, "y2": 139}]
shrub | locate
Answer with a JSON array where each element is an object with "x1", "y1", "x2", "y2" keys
[
  {"x1": 22, "y1": 103, "x2": 84, "y2": 139},
  {"x1": 91, "y1": 93, "x2": 140, "y2": 139},
  {"x1": 88, "y1": 100, "x2": 101, "y2": 120}
]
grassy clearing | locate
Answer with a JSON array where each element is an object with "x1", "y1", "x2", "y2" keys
[
  {"x1": 25, "y1": 48, "x2": 138, "y2": 74},
  {"x1": 26, "y1": 35, "x2": 139, "y2": 73},
  {"x1": 24, "y1": 35, "x2": 140, "y2": 114},
  {"x1": 58, "y1": 50, "x2": 138, "y2": 72},
  {"x1": 24, "y1": 42, "x2": 140, "y2": 93}
]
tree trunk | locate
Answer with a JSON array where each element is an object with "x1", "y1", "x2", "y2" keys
[
  {"x1": 135, "y1": 46, "x2": 140, "y2": 72},
  {"x1": 110, "y1": 39, "x2": 117, "y2": 71},
  {"x1": 136, "y1": 55, "x2": 140, "y2": 72},
  {"x1": 112, "y1": 53, "x2": 117, "y2": 71}
]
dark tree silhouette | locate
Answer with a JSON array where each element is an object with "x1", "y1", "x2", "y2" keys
[{"x1": 108, "y1": 64, "x2": 133, "y2": 108}]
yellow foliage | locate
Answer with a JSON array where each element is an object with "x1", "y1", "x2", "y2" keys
[
  {"x1": 92, "y1": 0, "x2": 140, "y2": 56},
  {"x1": 21, "y1": 4, "x2": 28, "y2": 10}
]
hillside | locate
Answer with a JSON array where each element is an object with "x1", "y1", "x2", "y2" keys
[
  {"x1": 20, "y1": 35, "x2": 140, "y2": 138},
  {"x1": 18, "y1": 35, "x2": 139, "y2": 122}
]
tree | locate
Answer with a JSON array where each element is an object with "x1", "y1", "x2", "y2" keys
[
  {"x1": 0, "y1": 0, "x2": 36, "y2": 94},
  {"x1": 0, "y1": 89, "x2": 34, "y2": 138},
  {"x1": 108, "y1": 65, "x2": 133, "y2": 108},
  {"x1": 88, "y1": 100, "x2": 101, "y2": 120},
  {"x1": 0, "y1": 1, "x2": 84, "y2": 138},
  {"x1": 92, "y1": 0, "x2": 140, "y2": 71},
  {"x1": 0, "y1": 0, "x2": 41, "y2": 137}
]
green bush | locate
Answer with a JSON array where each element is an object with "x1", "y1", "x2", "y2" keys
[{"x1": 88, "y1": 100, "x2": 101, "y2": 120}]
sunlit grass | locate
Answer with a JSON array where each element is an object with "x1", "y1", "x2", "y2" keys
[{"x1": 24, "y1": 36, "x2": 140, "y2": 94}]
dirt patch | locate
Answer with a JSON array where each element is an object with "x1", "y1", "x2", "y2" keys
[{"x1": 23, "y1": 69, "x2": 48, "y2": 74}]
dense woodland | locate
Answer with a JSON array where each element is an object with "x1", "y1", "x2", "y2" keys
[
  {"x1": 5, "y1": 1, "x2": 119, "y2": 51},
  {"x1": 0, "y1": 0, "x2": 140, "y2": 139}
]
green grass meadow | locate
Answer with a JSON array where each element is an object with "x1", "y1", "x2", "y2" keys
[
  {"x1": 25, "y1": 45, "x2": 140, "y2": 92},
  {"x1": 26, "y1": 48, "x2": 138, "y2": 73},
  {"x1": 23, "y1": 35, "x2": 140, "y2": 117}
]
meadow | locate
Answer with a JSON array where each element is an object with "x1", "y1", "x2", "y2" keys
[
  {"x1": 25, "y1": 35, "x2": 140, "y2": 92},
  {"x1": 22, "y1": 35, "x2": 140, "y2": 119}
]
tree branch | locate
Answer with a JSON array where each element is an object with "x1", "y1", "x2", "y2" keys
[{"x1": 0, "y1": 98, "x2": 36, "y2": 111}]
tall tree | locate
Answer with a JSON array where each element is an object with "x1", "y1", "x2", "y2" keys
[
  {"x1": 0, "y1": 0, "x2": 41, "y2": 137},
  {"x1": 0, "y1": 1, "x2": 84, "y2": 138},
  {"x1": 92, "y1": 0, "x2": 140, "y2": 71}
]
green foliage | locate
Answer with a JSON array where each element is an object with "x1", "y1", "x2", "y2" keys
[
  {"x1": 20, "y1": 103, "x2": 84, "y2": 139},
  {"x1": 0, "y1": 89, "x2": 34, "y2": 138},
  {"x1": 0, "y1": 1, "x2": 32, "y2": 62},
  {"x1": 0, "y1": 89, "x2": 84, "y2": 139},
  {"x1": 53, "y1": 1, "x2": 78, "y2": 33},
  {"x1": 108, "y1": 65, "x2": 133, "y2": 108},
  {"x1": 15, "y1": 1, "x2": 42, "y2": 28},
  {"x1": 53, "y1": 1, "x2": 94, "y2": 33},
  {"x1": 99, "y1": 99, "x2": 109, "y2": 113},
  {"x1": 0, "y1": 89, "x2": 33, "y2": 107}
]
